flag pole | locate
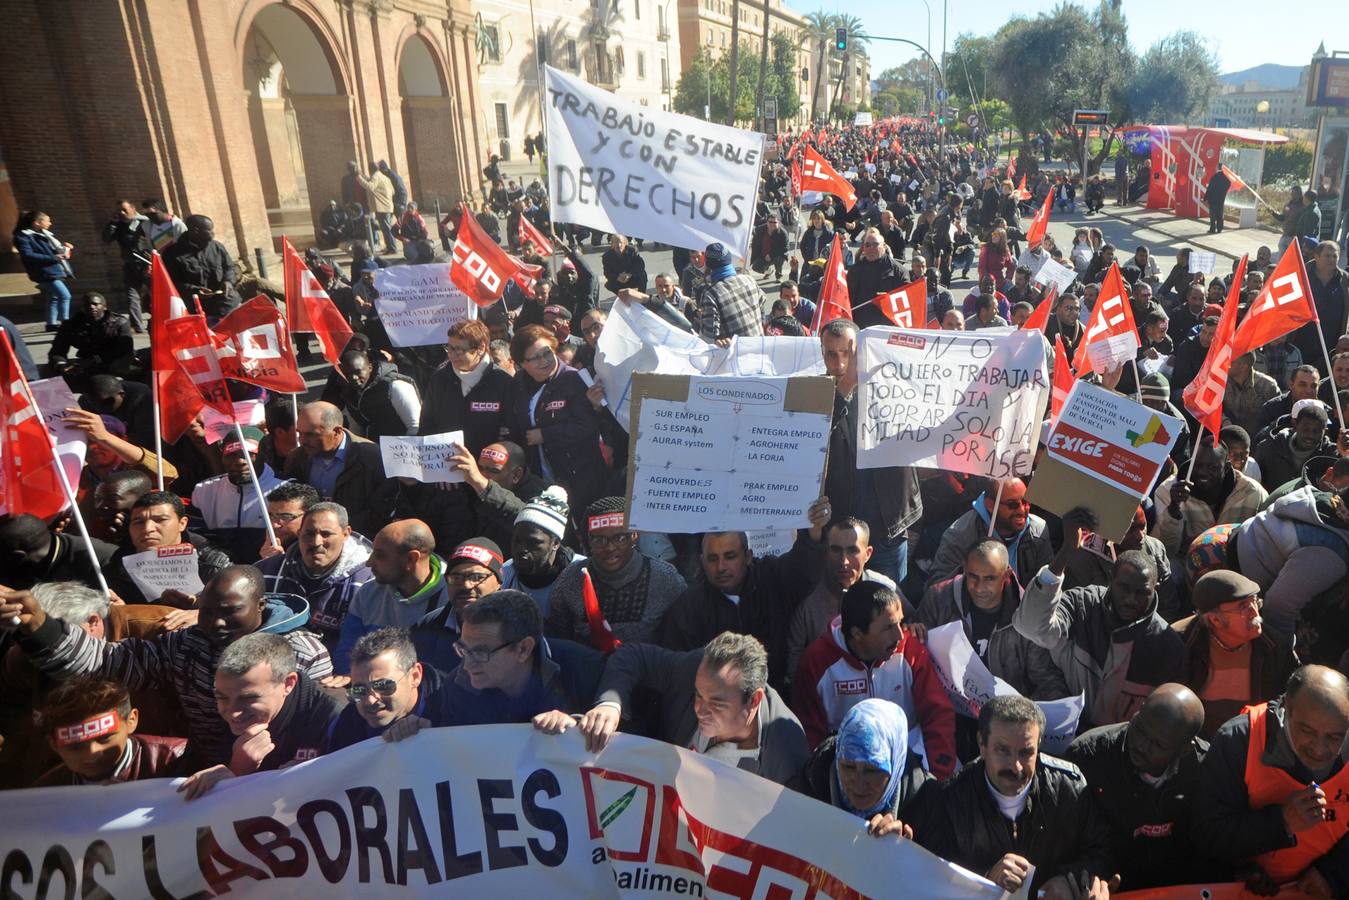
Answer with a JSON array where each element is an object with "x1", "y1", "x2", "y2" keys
[
  {"x1": 987, "y1": 479, "x2": 1004, "y2": 538},
  {"x1": 151, "y1": 374, "x2": 166, "y2": 491},
  {"x1": 1129, "y1": 357, "x2": 1143, "y2": 402},
  {"x1": 1315, "y1": 328, "x2": 1348, "y2": 440},
  {"x1": 234, "y1": 420, "x2": 279, "y2": 548},
  {"x1": 1184, "y1": 425, "x2": 1203, "y2": 483}
]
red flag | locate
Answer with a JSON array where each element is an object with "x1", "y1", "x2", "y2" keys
[
  {"x1": 1007, "y1": 156, "x2": 1017, "y2": 181},
  {"x1": 1229, "y1": 243, "x2": 1318, "y2": 359},
  {"x1": 165, "y1": 314, "x2": 234, "y2": 419},
  {"x1": 150, "y1": 253, "x2": 188, "y2": 373},
  {"x1": 1021, "y1": 287, "x2": 1057, "y2": 333},
  {"x1": 799, "y1": 145, "x2": 858, "y2": 210},
  {"x1": 518, "y1": 215, "x2": 555, "y2": 256},
  {"x1": 581, "y1": 568, "x2": 621, "y2": 655},
  {"x1": 790, "y1": 158, "x2": 803, "y2": 198},
  {"x1": 0, "y1": 331, "x2": 66, "y2": 520},
  {"x1": 1016, "y1": 174, "x2": 1030, "y2": 201},
  {"x1": 1072, "y1": 264, "x2": 1138, "y2": 375},
  {"x1": 1220, "y1": 165, "x2": 1249, "y2": 193},
  {"x1": 283, "y1": 238, "x2": 352, "y2": 367},
  {"x1": 505, "y1": 251, "x2": 546, "y2": 299},
  {"x1": 214, "y1": 296, "x2": 306, "y2": 393},
  {"x1": 1025, "y1": 187, "x2": 1053, "y2": 251},
  {"x1": 810, "y1": 235, "x2": 852, "y2": 332},
  {"x1": 1051, "y1": 335, "x2": 1073, "y2": 420},
  {"x1": 873, "y1": 280, "x2": 927, "y2": 328},
  {"x1": 452, "y1": 204, "x2": 524, "y2": 306},
  {"x1": 1184, "y1": 255, "x2": 1248, "y2": 437}
]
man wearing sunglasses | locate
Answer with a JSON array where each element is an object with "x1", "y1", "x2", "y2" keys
[
  {"x1": 324, "y1": 627, "x2": 456, "y2": 752},
  {"x1": 412, "y1": 537, "x2": 505, "y2": 669}
]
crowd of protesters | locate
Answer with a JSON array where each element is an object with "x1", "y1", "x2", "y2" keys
[{"x1": 5, "y1": 116, "x2": 1349, "y2": 900}]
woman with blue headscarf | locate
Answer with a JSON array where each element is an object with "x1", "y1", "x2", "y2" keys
[{"x1": 802, "y1": 699, "x2": 932, "y2": 836}]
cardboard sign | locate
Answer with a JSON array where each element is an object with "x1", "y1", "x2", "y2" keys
[
  {"x1": 857, "y1": 327, "x2": 1048, "y2": 477},
  {"x1": 373, "y1": 264, "x2": 477, "y2": 347},
  {"x1": 1029, "y1": 379, "x2": 1182, "y2": 541},
  {"x1": 625, "y1": 375, "x2": 833, "y2": 533},
  {"x1": 28, "y1": 377, "x2": 87, "y2": 489},
  {"x1": 122, "y1": 544, "x2": 204, "y2": 601},
  {"x1": 379, "y1": 431, "x2": 466, "y2": 484}
]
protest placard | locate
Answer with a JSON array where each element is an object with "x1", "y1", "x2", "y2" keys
[
  {"x1": 201, "y1": 399, "x2": 266, "y2": 444},
  {"x1": 379, "y1": 431, "x2": 466, "y2": 484},
  {"x1": 544, "y1": 65, "x2": 764, "y2": 259},
  {"x1": 746, "y1": 528, "x2": 798, "y2": 558},
  {"x1": 857, "y1": 327, "x2": 1048, "y2": 477},
  {"x1": 1031, "y1": 257, "x2": 1077, "y2": 294},
  {"x1": 28, "y1": 377, "x2": 87, "y2": 488},
  {"x1": 1029, "y1": 379, "x2": 1182, "y2": 540},
  {"x1": 1188, "y1": 250, "x2": 1217, "y2": 274},
  {"x1": 626, "y1": 374, "x2": 833, "y2": 533},
  {"x1": 373, "y1": 264, "x2": 476, "y2": 347},
  {"x1": 122, "y1": 543, "x2": 204, "y2": 601}
]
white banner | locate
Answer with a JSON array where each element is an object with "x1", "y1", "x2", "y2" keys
[
  {"x1": 28, "y1": 377, "x2": 87, "y2": 489},
  {"x1": 122, "y1": 543, "x2": 205, "y2": 601},
  {"x1": 379, "y1": 431, "x2": 466, "y2": 484},
  {"x1": 925, "y1": 623, "x2": 1084, "y2": 756},
  {"x1": 544, "y1": 65, "x2": 765, "y2": 259},
  {"x1": 857, "y1": 327, "x2": 1048, "y2": 477},
  {"x1": 3, "y1": 725, "x2": 1000, "y2": 898},
  {"x1": 374, "y1": 264, "x2": 477, "y2": 347}
]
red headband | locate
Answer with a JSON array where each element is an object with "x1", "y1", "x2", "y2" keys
[
  {"x1": 588, "y1": 512, "x2": 626, "y2": 532},
  {"x1": 479, "y1": 447, "x2": 510, "y2": 467},
  {"x1": 452, "y1": 544, "x2": 502, "y2": 567},
  {"x1": 53, "y1": 711, "x2": 119, "y2": 747}
]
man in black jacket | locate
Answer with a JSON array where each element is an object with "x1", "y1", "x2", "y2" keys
[
  {"x1": 325, "y1": 627, "x2": 454, "y2": 752},
  {"x1": 178, "y1": 633, "x2": 343, "y2": 799},
  {"x1": 1205, "y1": 167, "x2": 1232, "y2": 234},
  {"x1": 335, "y1": 349, "x2": 421, "y2": 438},
  {"x1": 162, "y1": 215, "x2": 242, "y2": 319},
  {"x1": 100, "y1": 200, "x2": 151, "y2": 332},
  {"x1": 48, "y1": 292, "x2": 134, "y2": 385},
  {"x1": 286, "y1": 401, "x2": 396, "y2": 539},
  {"x1": 1065, "y1": 683, "x2": 1219, "y2": 890},
  {"x1": 912, "y1": 695, "x2": 1114, "y2": 899},
  {"x1": 658, "y1": 496, "x2": 829, "y2": 690},
  {"x1": 847, "y1": 227, "x2": 910, "y2": 328}
]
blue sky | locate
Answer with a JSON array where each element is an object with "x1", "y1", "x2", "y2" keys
[{"x1": 827, "y1": 0, "x2": 1349, "y2": 77}]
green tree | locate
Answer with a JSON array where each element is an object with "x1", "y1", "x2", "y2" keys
[
  {"x1": 945, "y1": 34, "x2": 995, "y2": 111},
  {"x1": 1125, "y1": 32, "x2": 1219, "y2": 125},
  {"x1": 801, "y1": 11, "x2": 837, "y2": 123},
  {"x1": 770, "y1": 31, "x2": 802, "y2": 122},
  {"x1": 673, "y1": 50, "x2": 715, "y2": 119}
]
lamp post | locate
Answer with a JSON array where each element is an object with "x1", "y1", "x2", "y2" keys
[{"x1": 1256, "y1": 99, "x2": 1271, "y2": 132}]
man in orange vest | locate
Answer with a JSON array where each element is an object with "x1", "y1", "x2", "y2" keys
[{"x1": 1194, "y1": 665, "x2": 1349, "y2": 898}]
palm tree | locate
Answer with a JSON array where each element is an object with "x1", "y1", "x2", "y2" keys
[
  {"x1": 727, "y1": 0, "x2": 742, "y2": 125},
  {"x1": 829, "y1": 14, "x2": 869, "y2": 118},
  {"x1": 800, "y1": 11, "x2": 836, "y2": 124},
  {"x1": 754, "y1": 4, "x2": 772, "y2": 131}
]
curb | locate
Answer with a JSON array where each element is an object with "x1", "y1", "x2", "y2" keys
[{"x1": 1088, "y1": 207, "x2": 1278, "y2": 263}]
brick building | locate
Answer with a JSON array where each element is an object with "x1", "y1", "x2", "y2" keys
[{"x1": 0, "y1": 0, "x2": 487, "y2": 287}]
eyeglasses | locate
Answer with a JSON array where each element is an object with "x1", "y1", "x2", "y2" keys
[
  {"x1": 589, "y1": 532, "x2": 633, "y2": 548},
  {"x1": 447, "y1": 570, "x2": 494, "y2": 587},
  {"x1": 1218, "y1": 596, "x2": 1263, "y2": 614},
  {"x1": 269, "y1": 512, "x2": 302, "y2": 524},
  {"x1": 446, "y1": 343, "x2": 478, "y2": 357},
  {"x1": 524, "y1": 348, "x2": 555, "y2": 366},
  {"x1": 453, "y1": 638, "x2": 518, "y2": 664},
  {"x1": 346, "y1": 670, "x2": 411, "y2": 699}
]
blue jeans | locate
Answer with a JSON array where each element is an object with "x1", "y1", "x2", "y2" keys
[
  {"x1": 42, "y1": 279, "x2": 71, "y2": 326},
  {"x1": 868, "y1": 535, "x2": 909, "y2": 587}
]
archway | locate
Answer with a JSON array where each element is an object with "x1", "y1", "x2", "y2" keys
[
  {"x1": 242, "y1": 4, "x2": 356, "y2": 246},
  {"x1": 399, "y1": 34, "x2": 460, "y2": 213}
]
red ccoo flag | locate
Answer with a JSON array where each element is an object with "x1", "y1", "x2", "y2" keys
[
  {"x1": 165, "y1": 314, "x2": 235, "y2": 420},
  {"x1": 1024, "y1": 187, "x2": 1053, "y2": 252},
  {"x1": 283, "y1": 238, "x2": 352, "y2": 367},
  {"x1": 872, "y1": 280, "x2": 927, "y2": 328},
  {"x1": 581, "y1": 568, "x2": 622, "y2": 655},
  {"x1": 1007, "y1": 155, "x2": 1018, "y2": 181},
  {"x1": 1073, "y1": 264, "x2": 1138, "y2": 375},
  {"x1": 1016, "y1": 174, "x2": 1030, "y2": 201},
  {"x1": 1184, "y1": 254, "x2": 1248, "y2": 438},
  {"x1": 0, "y1": 331, "x2": 66, "y2": 520},
  {"x1": 452, "y1": 204, "x2": 525, "y2": 306},
  {"x1": 1051, "y1": 335, "x2": 1073, "y2": 421},
  {"x1": 1220, "y1": 165, "x2": 1249, "y2": 193},
  {"x1": 810, "y1": 235, "x2": 853, "y2": 332},
  {"x1": 799, "y1": 145, "x2": 858, "y2": 211},
  {"x1": 148, "y1": 252, "x2": 204, "y2": 443},
  {"x1": 790, "y1": 157, "x2": 803, "y2": 198},
  {"x1": 1229, "y1": 242, "x2": 1318, "y2": 360},
  {"x1": 1021, "y1": 287, "x2": 1057, "y2": 333},
  {"x1": 518, "y1": 215, "x2": 555, "y2": 256},
  {"x1": 214, "y1": 296, "x2": 306, "y2": 394}
]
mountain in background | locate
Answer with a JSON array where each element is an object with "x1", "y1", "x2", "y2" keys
[{"x1": 1220, "y1": 64, "x2": 1303, "y2": 91}]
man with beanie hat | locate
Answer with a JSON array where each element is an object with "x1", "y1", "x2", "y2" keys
[
  {"x1": 1174, "y1": 570, "x2": 1297, "y2": 738},
  {"x1": 1138, "y1": 372, "x2": 1192, "y2": 466},
  {"x1": 697, "y1": 242, "x2": 765, "y2": 345},
  {"x1": 411, "y1": 536, "x2": 504, "y2": 669},
  {"x1": 502, "y1": 486, "x2": 581, "y2": 618}
]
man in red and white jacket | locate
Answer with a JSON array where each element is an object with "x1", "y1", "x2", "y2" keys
[{"x1": 793, "y1": 580, "x2": 957, "y2": 778}]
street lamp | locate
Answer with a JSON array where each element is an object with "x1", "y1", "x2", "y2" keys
[
  {"x1": 913, "y1": 0, "x2": 932, "y2": 113},
  {"x1": 1256, "y1": 99, "x2": 1271, "y2": 132}
]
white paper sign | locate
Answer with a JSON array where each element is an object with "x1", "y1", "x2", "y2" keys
[
  {"x1": 629, "y1": 376, "x2": 831, "y2": 533},
  {"x1": 746, "y1": 528, "x2": 797, "y2": 558},
  {"x1": 373, "y1": 264, "x2": 476, "y2": 347},
  {"x1": 201, "y1": 400, "x2": 266, "y2": 445},
  {"x1": 28, "y1": 377, "x2": 87, "y2": 489},
  {"x1": 1085, "y1": 330, "x2": 1140, "y2": 374},
  {"x1": 1031, "y1": 257, "x2": 1077, "y2": 294},
  {"x1": 1188, "y1": 250, "x2": 1217, "y2": 274},
  {"x1": 545, "y1": 65, "x2": 764, "y2": 259},
  {"x1": 122, "y1": 544, "x2": 204, "y2": 601},
  {"x1": 857, "y1": 327, "x2": 1048, "y2": 477},
  {"x1": 379, "y1": 431, "x2": 466, "y2": 484}
]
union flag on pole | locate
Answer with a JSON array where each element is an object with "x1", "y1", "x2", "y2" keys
[
  {"x1": 452, "y1": 204, "x2": 524, "y2": 306},
  {"x1": 283, "y1": 238, "x2": 352, "y2": 366},
  {"x1": 165, "y1": 314, "x2": 234, "y2": 419},
  {"x1": 873, "y1": 280, "x2": 927, "y2": 328},
  {"x1": 1229, "y1": 243, "x2": 1317, "y2": 359},
  {"x1": 149, "y1": 251, "x2": 203, "y2": 443},
  {"x1": 505, "y1": 251, "x2": 546, "y2": 299},
  {"x1": 1024, "y1": 187, "x2": 1053, "y2": 251},
  {"x1": 518, "y1": 215, "x2": 555, "y2": 256},
  {"x1": 1072, "y1": 264, "x2": 1138, "y2": 375},
  {"x1": 1184, "y1": 255, "x2": 1248, "y2": 438},
  {"x1": 809, "y1": 235, "x2": 852, "y2": 332},
  {"x1": 0, "y1": 331, "x2": 66, "y2": 520},
  {"x1": 1051, "y1": 335, "x2": 1073, "y2": 421},
  {"x1": 799, "y1": 145, "x2": 857, "y2": 211},
  {"x1": 790, "y1": 158, "x2": 803, "y2": 198},
  {"x1": 1021, "y1": 287, "x2": 1056, "y2": 333},
  {"x1": 214, "y1": 296, "x2": 306, "y2": 393}
]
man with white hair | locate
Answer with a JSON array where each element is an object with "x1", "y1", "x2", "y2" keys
[{"x1": 848, "y1": 226, "x2": 909, "y2": 328}]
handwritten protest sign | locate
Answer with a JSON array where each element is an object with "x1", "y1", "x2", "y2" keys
[
  {"x1": 1029, "y1": 379, "x2": 1182, "y2": 541},
  {"x1": 122, "y1": 544, "x2": 204, "y2": 601},
  {"x1": 626, "y1": 375, "x2": 833, "y2": 533},
  {"x1": 374, "y1": 264, "x2": 476, "y2": 347},
  {"x1": 747, "y1": 529, "x2": 797, "y2": 558},
  {"x1": 857, "y1": 327, "x2": 1048, "y2": 477},
  {"x1": 379, "y1": 431, "x2": 466, "y2": 484},
  {"x1": 28, "y1": 377, "x2": 87, "y2": 488},
  {"x1": 926, "y1": 622, "x2": 1084, "y2": 755},
  {"x1": 1032, "y1": 258, "x2": 1077, "y2": 294},
  {"x1": 545, "y1": 65, "x2": 764, "y2": 259},
  {"x1": 201, "y1": 399, "x2": 266, "y2": 445},
  {"x1": 1188, "y1": 250, "x2": 1217, "y2": 274}
]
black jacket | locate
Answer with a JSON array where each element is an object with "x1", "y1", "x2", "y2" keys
[
  {"x1": 49, "y1": 312, "x2": 134, "y2": 367},
  {"x1": 1065, "y1": 722, "x2": 1221, "y2": 890},
  {"x1": 258, "y1": 673, "x2": 344, "y2": 770},
  {"x1": 847, "y1": 255, "x2": 909, "y2": 328},
  {"x1": 419, "y1": 362, "x2": 519, "y2": 455},
  {"x1": 513, "y1": 364, "x2": 609, "y2": 519},
  {"x1": 342, "y1": 360, "x2": 419, "y2": 439},
  {"x1": 912, "y1": 756, "x2": 1114, "y2": 893},
  {"x1": 325, "y1": 663, "x2": 454, "y2": 753},
  {"x1": 825, "y1": 388, "x2": 923, "y2": 542},
  {"x1": 105, "y1": 531, "x2": 232, "y2": 604},
  {"x1": 162, "y1": 238, "x2": 242, "y2": 318},
  {"x1": 9, "y1": 533, "x2": 117, "y2": 592},
  {"x1": 802, "y1": 740, "x2": 931, "y2": 816},
  {"x1": 602, "y1": 245, "x2": 648, "y2": 294},
  {"x1": 750, "y1": 224, "x2": 789, "y2": 263},
  {"x1": 283, "y1": 437, "x2": 396, "y2": 540}
]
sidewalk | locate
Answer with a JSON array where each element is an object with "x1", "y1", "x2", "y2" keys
[{"x1": 1095, "y1": 205, "x2": 1281, "y2": 263}]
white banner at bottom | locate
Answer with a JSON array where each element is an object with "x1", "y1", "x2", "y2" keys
[{"x1": 3, "y1": 725, "x2": 999, "y2": 898}]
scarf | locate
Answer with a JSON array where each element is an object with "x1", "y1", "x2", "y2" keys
[
  {"x1": 457, "y1": 355, "x2": 491, "y2": 397},
  {"x1": 833, "y1": 700, "x2": 908, "y2": 818},
  {"x1": 709, "y1": 263, "x2": 737, "y2": 283}
]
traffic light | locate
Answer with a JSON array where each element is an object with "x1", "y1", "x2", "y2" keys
[
  {"x1": 835, "y1": 28, "x2": 847, "y2": 52},
  {"x1": 937, "y1": 111, "x2": 945, "y2": 127}
]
